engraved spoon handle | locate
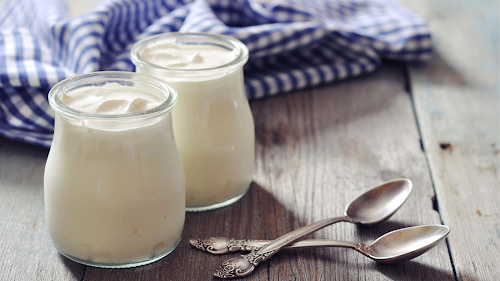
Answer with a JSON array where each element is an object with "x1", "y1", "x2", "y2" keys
[
  {"x1": 256, "y1": 216, "x2": 349, "y2": 259},
  {"x1": 243, "y1": 239, "x2": 357, "y2": 250}
]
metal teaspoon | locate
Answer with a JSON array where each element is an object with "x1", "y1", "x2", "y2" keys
[
  {"x1": 192, "y1": 225, "x2": 449, "y2": 265},
  {"x1": 213, "y1": 178, "x2": 413, "y2": 278}
]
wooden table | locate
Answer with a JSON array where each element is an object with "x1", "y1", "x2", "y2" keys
[{"x1": 1, "y1": 0, "x2": 498, "y2": 280}]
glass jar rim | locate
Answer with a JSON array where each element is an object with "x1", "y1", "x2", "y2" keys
[
  {"x1": 130, "y1": 32, "x2": 249, "y2": 74},
  {"x1": 48, "y1": 71, "x2": 178, "y2": 120}
]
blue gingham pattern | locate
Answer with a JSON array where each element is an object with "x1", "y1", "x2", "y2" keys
[{"x1": 0, "y1": 0, "x2": 431, "y2": 147}]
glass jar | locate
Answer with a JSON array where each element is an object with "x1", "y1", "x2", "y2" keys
[
  {"x1": 131, "y1": 33, "x2": 254, "y2": 212},
  {"x1": 44, "y1": 72, "x2": 185, "y2": 268}
]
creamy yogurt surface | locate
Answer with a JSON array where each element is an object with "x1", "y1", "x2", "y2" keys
[
  {"x1": 61, "y1": 83, "x2": 162, "y2": 114},
  {"x1": 140, "y1": 40, "x2": 238, "y2": 70}
]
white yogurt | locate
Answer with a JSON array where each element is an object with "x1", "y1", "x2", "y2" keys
[
  {"x1": 132, "y1": 33, "x2": 255, "y2": 211},
  {"x1": 45, "y1": 74, "x2": 185, "y2": 267},
  {"x1": 60, "y1": 82, "x2": 162, "y2": 114},
  {"x1": 139, "y1": 40, "x2": 238, "y2": 70}
]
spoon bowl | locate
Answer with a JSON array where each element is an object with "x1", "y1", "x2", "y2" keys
[
  {"x1": 366, "y1": 225, "x2": 450, "y2": 264},
  {"x1": 345, "y1": 178, "x2": 412, "y2": 224}
]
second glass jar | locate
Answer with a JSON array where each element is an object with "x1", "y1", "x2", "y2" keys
[{"x1": 131, "y1": 33, "x2": 255, "y2": 211}]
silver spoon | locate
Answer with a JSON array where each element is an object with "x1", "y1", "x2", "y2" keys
[
  {"x1": 194, "y1": 225, "x2": 449, "y2": 265},
  {"x1": 213, "y1": 178, "x2": 412, "y2": 278}
]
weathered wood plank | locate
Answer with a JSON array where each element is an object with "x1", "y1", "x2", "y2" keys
[
  {"x1": 401, "y1": 0, "x2": 500, "y2": 279},
  {"x1": 0, "y1": 139, "x2": 86, "y2": 281},
  {"x1": 80, "y1": 63, "x2": 455, "y2": 280}
]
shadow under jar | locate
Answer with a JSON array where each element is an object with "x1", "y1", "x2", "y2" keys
[
  {"x1": 44, "y1": 72, "x2": 185, "y2": 268},
  {"x1": 131, "y1": 33, "x2": 255, "y2": 212}
]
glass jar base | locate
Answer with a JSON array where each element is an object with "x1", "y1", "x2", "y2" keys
[
  {"x1": 57, "y1": 237, "x2": 181, "y2": 268},
  {"x1": 185, "y1": 182, "x2": 251, "y2": 212}
]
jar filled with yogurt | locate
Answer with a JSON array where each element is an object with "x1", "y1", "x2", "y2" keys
[
  {"x1": 131, "y1": 33, "x2": 254, "y2": 211},
  {"x1": 44, "y1": 72, "x2": 185, "y2": 268}
]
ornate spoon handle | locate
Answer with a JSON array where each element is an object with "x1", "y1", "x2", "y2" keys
[
  {"x1": 190, "y1": 238, "x2": 362, "y2": 254},
  {"x1": 214, "y1": 216, "x2": 351, "y2": 278}
]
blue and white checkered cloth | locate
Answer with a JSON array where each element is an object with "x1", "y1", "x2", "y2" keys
[{"x1": 0, "y1": 0, "x2": 431, "y2": 147}]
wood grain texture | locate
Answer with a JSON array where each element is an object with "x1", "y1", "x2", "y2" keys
[
  {"x1": 0, "y1": 139, "x2": 86, "y2": 281},
  {"x1": 0, "y1": 63, "x2": 455, "y2": 280},
  {"x1": 77, "y1": 63, "x2": 454, "y2": 280},
  {"x1": 400, "y1": 0, "x2": 500, "y2": 280}
]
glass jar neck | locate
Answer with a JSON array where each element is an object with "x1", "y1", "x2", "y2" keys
[
  {"x1": 53, "y1": 109, "x2": 173, "y2": 131},
  {"x1": 48, "y1": 71, "x2": 178, "y2": 125}
]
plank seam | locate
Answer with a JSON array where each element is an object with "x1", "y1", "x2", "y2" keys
[
  {"x1": 402, "y1": 62, "x2": 459, "y2": 281},
  {"x1": 80, "y1": 266, "x2": 87, "y2": 281}
]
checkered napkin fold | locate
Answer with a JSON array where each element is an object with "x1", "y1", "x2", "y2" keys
[{"x1": 0, "y1": 0, "x2": 431, "y2": 147}]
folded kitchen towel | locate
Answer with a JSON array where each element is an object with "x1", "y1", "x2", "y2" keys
[{"x1": 0, "y1": 0, "x2": 431, "y2": 147}]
